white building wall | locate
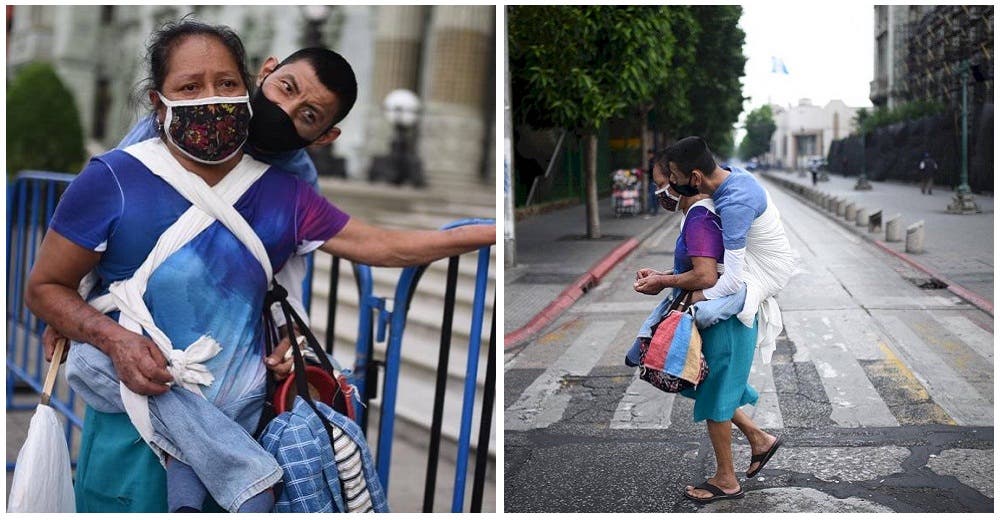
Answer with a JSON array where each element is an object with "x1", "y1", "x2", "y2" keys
[{"x1": 768, "y1": 99, "x2": 860, "y2": 169}]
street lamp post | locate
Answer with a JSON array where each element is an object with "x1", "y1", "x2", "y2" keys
[
  {"x1": 947, "y1": 59, "x2": 981, "y2": 214},
  {"x1": 369, "y1": 89, "x2": 425, "y2": 187}
]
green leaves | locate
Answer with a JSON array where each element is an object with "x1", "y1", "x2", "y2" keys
[
  {"x1": 853, "y1": 101, "x2": 946, "y2": 135},
  {"x1": 509, "y1": 6, "x2": 680, "y2": 133},
  {"x1": 7, "y1": 62, "x2": 86, "y2": 177},
  {"x1": 738, "y1": 105, "x2": 777, "y2": 160}
]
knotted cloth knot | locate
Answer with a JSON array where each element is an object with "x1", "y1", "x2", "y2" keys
[{"x1": 167, "y1": 335, "x2": 223, "y2": 395}]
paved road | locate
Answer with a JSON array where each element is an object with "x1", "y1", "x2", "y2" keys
[{"x1": 504, "y1": 176, "x2": 993, "y2": 513}]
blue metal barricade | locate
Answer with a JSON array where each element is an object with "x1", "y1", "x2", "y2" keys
[
  {"x1": 6, "y1": 171, "x2": 81, "y2": 471},
  {"x1": 6, "y1": 171, "x2": 495, "y2": 511}
]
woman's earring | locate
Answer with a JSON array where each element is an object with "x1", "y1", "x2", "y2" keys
[{"x1": 156, "y1": 119, "x2": 164, "y2": 132}]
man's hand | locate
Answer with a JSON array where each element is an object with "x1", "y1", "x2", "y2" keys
[
  {"x1": 43, "y1": 325, "x2": 70, "y2": 363},
  {"x1": 634, "y1": 273, "x2": 670, "y2": 295},
  {"x1": 106, "y1": 333, "x2": 173, "y2": 396},
  {"x1": 264, "y1": 336, "x2": 294, "y2": 381}
]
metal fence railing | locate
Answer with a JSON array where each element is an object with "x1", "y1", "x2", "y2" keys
[{"x1": 6, "y1": 171, "x2": 495, "y2": 512}]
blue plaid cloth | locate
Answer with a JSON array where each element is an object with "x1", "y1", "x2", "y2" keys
[{"x1": 259, "y1": 397, "x2": 389, "y2": 513}]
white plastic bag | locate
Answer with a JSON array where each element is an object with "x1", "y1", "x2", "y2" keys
[{"x1": 7, "y1": 404, "x2": 76, "y2": 512}]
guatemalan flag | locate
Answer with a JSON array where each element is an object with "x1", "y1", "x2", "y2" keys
[{"x1": 770, "y1": 56, "x2": 789, "y2": 75}]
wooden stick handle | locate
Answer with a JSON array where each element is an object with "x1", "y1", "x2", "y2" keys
[{"x1": 40, "y1": 338, "x2": 67, "y2": 406}]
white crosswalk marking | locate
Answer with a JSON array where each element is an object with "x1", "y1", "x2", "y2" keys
[
  {"x1": 933, "y1": 315, "x2": 993, "y2": 363},
  {"x1": 783, "y1": 311, "x2": 899, "y2": 427},
  {"x1": 610, "y1": 373, "x2": 676, "y2": 429},
  {"x1": 742, "y1": 349, "x2": 784, "y2": 429},
  {"x1": 505, "y1": 320, "x2": 625, "y2": 431},
  {"x1": 877, "y1": 314, "x2": 993, "y2": 426}
]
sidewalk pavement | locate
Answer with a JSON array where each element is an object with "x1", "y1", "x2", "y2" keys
[
  {"x1": 504, "y1": 199, "x2": 675, "y2": 349},
  {"x1": 764, "y1": 170, "x2": 993, "y2": 310}
]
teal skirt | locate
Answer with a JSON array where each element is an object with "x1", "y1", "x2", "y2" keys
[{"x1": 679, "y1": 315, "x2": 759, "y2": 422}]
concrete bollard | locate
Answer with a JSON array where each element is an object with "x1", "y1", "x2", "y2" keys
[
  {"x1": 829, "y1": 197, "x2": 838, "y2": 213},
  {"x1": 836, "y1": 199, "x2": 846, "y2": 217},
  {"x1": 905, "y1": 220, "x2": 925, "y2": 253},
  {"x1": 855, "y1": 207, "x2": 868, "y2": 227},
  {"x1": 845, "y1": 202, "x2": 857, "y2": 221},
  {"x1": 885, "y1": 213, "x2": 903, "y2": 242},
  {"x1": 868, "y1": 210, "x2": 882, "y2": 233}
]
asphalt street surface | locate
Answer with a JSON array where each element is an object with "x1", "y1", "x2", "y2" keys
[{"x1": 504, "y1": 177, "x2": 993, "y2": 513}]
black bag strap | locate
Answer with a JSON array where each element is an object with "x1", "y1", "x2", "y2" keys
[
  {"x1": 667, "y1": 290, "x2": 694, "y2": 313},
  {"x1": 255, "y1": 283, "x2": 340, "y2": 449}
]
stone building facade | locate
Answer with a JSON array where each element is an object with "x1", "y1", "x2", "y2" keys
[{"x1": 871, "y1": 5, "x2": 993, "y2": 110}]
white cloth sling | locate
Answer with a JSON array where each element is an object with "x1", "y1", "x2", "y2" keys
[
  {"x1": 736, "y1": 190, "x2": 798, "y2": 364},
  {"x1": 87, "y1": 139, "x2": 273, "y2": 449}
]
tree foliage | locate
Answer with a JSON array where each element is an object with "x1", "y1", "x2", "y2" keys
[
  {"x1": 673, "y1": 6, "x2": 747, "y2": 156},
  {"x1": 509, "y1": 5, "x2": 747, "y2": 151},
  {"x1": 852, "y1": 100, "x2": 946, "y2": 135},
  {"x1": 509, "y1": 6, "x2": 678, "y2": 133},
  {"x1": 7, "y1": 62, "x2": 86, "y2": 177},
  {"x1": 738, "y1": 104, "x2": 776, "y2": 160}
]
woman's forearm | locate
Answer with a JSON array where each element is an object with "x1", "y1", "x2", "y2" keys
[
  {"x1": 661, "y1": 270, "x2": 717, "y2": 291},
  {"x1": 26, "y1": 281, "x2": 127, "y2": 356}
]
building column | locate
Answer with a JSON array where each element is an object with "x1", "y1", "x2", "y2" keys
[
  {"x1": 417, "y1": 6, "x2": 494, "y2": 189},
  {"x1": 365, "y1": 5, "x2": 427, "y2": 159}
]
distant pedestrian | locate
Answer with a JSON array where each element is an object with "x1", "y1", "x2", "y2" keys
[
  {"x1": 919, "y1": 152, "x2": 938, "y2": 195},
  {"x1": 646, "y1": 149, "x2": 658, "y2": 215}
]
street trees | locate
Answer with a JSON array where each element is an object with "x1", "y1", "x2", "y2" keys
[
  {"x1": 508, "y1": 6, "x2": 747, "y2": 238},
  {"x1": 7, "y1": 62, "x2": 85, "y2": 178},
  {"x1": 509, "y1": 6, "x2": 675, "y2": 239},
  {"x1": 738, "y1": 105, "x2": 777, "y2": 160}
]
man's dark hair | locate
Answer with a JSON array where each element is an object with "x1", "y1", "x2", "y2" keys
[
  {"x1": 662, "y1": 136, "x2": 718, "y2": 178},
  {"x1": 136, "y1": 17, "x2": 252, "y2": 114},
  {"x1": 278, "y1": 47, "x2": 358, "y2": 126}
]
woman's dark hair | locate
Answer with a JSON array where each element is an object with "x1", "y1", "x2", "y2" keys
[
  {"x1": 277, "y1": 47, "x2": 358, "y2": 126},
  {"x1": 660, "y1": 136, "x2": 718, "y2": 178},
  {"x1": 133, "y1": 17, "x2": 252, "y2": 114}
]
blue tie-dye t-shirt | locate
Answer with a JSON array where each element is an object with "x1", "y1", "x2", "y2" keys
[{"x1": 49, "y1": 148, "x2": 349, "y2": 405}]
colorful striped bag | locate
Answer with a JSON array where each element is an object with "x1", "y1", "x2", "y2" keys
[{"x1": 637, "y1": 291, "x2": 708, "y2": 393}]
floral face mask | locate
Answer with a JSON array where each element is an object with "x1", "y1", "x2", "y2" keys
[{"x1": 157, "y1": 92, "x2": 253, "y2": 164}]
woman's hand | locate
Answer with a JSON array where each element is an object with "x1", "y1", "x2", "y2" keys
[
  {"x1": 105, "y1": 331, "x2": 173, "y2": 396},
  {"x1": 43, "y1": 325, "x2": 70, "y2": 363},
  {"x1": 264, "y1": 336, "x2": 294, "y2": 381},
  {"x1": 634, "y1": 273, "x2": 671, "y2": 295}
]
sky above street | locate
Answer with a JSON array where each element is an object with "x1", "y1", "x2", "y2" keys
[{"x1": 737, "y1": 1, "x2": 874, "y2": 133}]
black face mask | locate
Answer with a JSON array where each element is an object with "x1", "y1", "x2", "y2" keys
[
  {"x1": 669, "y1": 176, "x2": 700, "y2": 197},
  {"x1": 246, "y1": 87, "x2": 314, "y2": 153}
]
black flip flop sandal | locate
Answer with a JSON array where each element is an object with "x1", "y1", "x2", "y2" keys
[
  {"x1": 746, "y1": 437, "x2": 783, "y2": 478},
  {"x1": 683, "y1": 481, "x2": 745, "y2": 503}
]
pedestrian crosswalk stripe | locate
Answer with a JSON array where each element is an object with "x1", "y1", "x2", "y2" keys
[
  {"x1": 859, "y1": 343, "x2": 956, "y2": 426},
  {"x1": 931, "y1": 315, "x2": 993, "y2": 363},
  {"x1": 610, "y1": 373, "x2": 676, "y2": 429},
  {"x1": 743, "y1": 353, "x2": 784, "y2": 429},
  {"x1": 876, "y1": 314, "x2": 992, "y2": 426},
  {"x1": 783, "y1": 311, "x2": 899, "y2": 427},
  {"x1": 505, "y1": 320, "x2": 625, "y2": 431}
]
